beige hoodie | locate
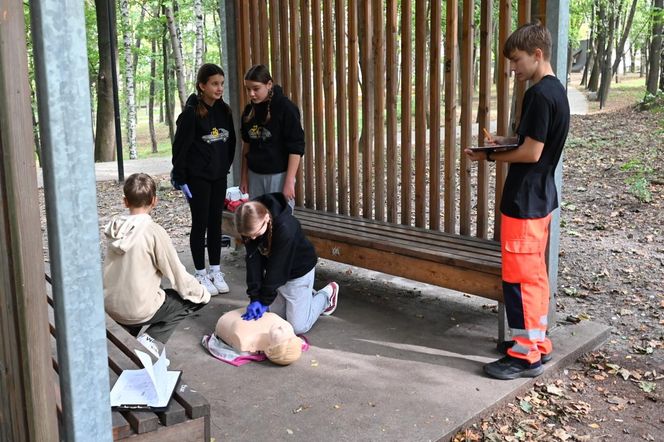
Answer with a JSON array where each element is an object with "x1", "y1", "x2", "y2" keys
[{"x1": 103, "y1": 213, "x2": 210, "y2": 324}]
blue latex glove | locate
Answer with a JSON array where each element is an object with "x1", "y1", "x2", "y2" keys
[
  {"x1": 241, "y1": 301, "x2": 269, "y2": 320},
  {"x1": 181, "y1": 184, "x2": 192, "y2": 200}
]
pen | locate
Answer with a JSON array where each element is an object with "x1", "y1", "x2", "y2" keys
[{"x1": 482, "y1": 127, "x2": 494, "y2": 142}]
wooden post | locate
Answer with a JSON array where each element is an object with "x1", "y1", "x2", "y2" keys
[
  {"x1": 268, "y1": 0, "x2": 281, "y2": 82},
  {"x1": 250, "y1": 0, "x2": 261, "y2": 64},
  {"x1": 336, "y1": 0, "x2": 349, "y2": 215},
  {"x1": 400, "y1": 0, "x2": 412, "y2": 226},
  {"x1": 373, "y1": 0, "x2": 385, "y2": 221},
  {"x1": 459, "y1": 0, "x2": 474, "y2": 236},
  {"x1": 0, "y1": 2, "x2": 59, "y2": 439},
  {"x1": 476, "y1": 0, "x2": 492, "y2": 239},
  {"x1": 360, "y1": 1, "x2": 374, "y2": 219},
  {"x1": 386, "y1": 0, "x2": 399, "y2": 223},
  {"x1": 289, "y1": 0, "x2": 304, "y2": 206},
  {"x1": 312, "y1": 0, "x2": 326, "y2": 210},
  {"x1": 323, "y1": 0, "x2": 336, "y2": 212},
  {"x1": 300, "y1": 0, "x2": 314, "y2": 208},
  {"x1": 443, "y1": 0, "x2": 457, "y2": 233},
  {"x1": 414, "y1": 0, "x2": 426, "y2": 228},
  {"x1": 279, "y1": 0, "x2": 291, "y2": 95},
  {"x1": 430, "y1": 0, "x2": 443, "y2": 231},
  {"x1": 348, "y1": 0, "x2": 360, "y2": 217}
]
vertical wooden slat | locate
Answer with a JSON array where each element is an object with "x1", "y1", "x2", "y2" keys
[
  {"x1": 311, "y1": 0, "x2": 326, "y2": 210},
  {"x1": 385, "y1": 0, "x2": 398, "y2": 223},
  {"x1": 300, "y1": 0, "x2": 315, "y2": 208},
  {"x1": 250, "y1": 0, "x2": 261, "y2": 64},
  {"x1": 269, "y1": 0, "x2": 281, "y2": 82},
  {"x1": 459, "y1": 0, "x2": 474, "y2": 236},
  {"x1": 279, "y1": 0, "x2": 291, "y2": 95},
  {"x1": 513, "y1": 0, "x2": 531, "y2": 132},
  {"x1": 259, "y1": 0, "x2": 270, "y2": 69},
  {"x1": 414, "y1": 0, "x2": 426, "y2": 228},
  {"x1": 237, "y1": 1, "x2": 250, "y2": 111},
  {"x1": 443, "y1": 0, "x2": 457, "y2": 233},
  {"x1": 431, "y1": 0, "x2": 443, "y2": 231},
  {"x1": 335, "y1": 0, "x2": 349, "y2": 215},
  {"x1": 348, "y1": 0, "x2": 360, "y2": 217},
  {"x1": 323, "y1": 0, "x2": 336, "y2": 212},
  {"x1": 289, "y1": 0, "x2": 304, "y2": 206},
  {"x1": 360, "y1": 1, "x2": 374, "y2": 219},
  {"x1": 400, "y1": 0, "x2": 412, "y2": 226},
  {"x1": 495, "y1": 0, "x2": 512, "y2": 240},
  {"x1": 373, "y1": 0, "x2": 385, "y2": 220},
  {"x1": 476, "y1": 0, "x2": 492, "y2": 239}
]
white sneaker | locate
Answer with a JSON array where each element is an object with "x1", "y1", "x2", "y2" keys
[
  {"x1": 209, "y1": 271, "x2": 230, "y2": 294},
  {"x1": 137, "y1": 333, "x2": 164, "y2": 356},
  {"x1": 196, "y1": 273, "x2": 219, "y2": 296},
  {"x1": 320, "y1": 282, "x2": 340, "y2": 316}
]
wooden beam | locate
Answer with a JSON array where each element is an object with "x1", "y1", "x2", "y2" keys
[
  {"x1": 336, "y1": 0, "x2": 349, "y2": 215},
  {"x1": 0, "y1": 1, "x2": 60, "y2": 439},
  {"x1": 459, "y1": 0, "x2": 474, "y2": 236},
  {"x1": 348, "y1": 0, "x2": 360, "y2": 217},
  {"x1": 300, "y1": 0, "x2": 314, "y2": 208},
  {"x1": 476, "y1": 0, "x2": 492, "y2": 239},
  {"x1": 400, "y1": 0, "x2": 412, "y2": 226}
]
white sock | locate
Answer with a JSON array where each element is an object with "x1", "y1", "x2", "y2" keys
[
  {"x1": 210, "y1": 265, "x2": 221, "y2": 274},
  {"x1": 195, "y1": 269, "x2": 207, "y2": 276}
]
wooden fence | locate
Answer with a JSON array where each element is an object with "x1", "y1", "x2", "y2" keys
[{"x1": 234, "y1": 0, "x2": 538, "y2": 239}]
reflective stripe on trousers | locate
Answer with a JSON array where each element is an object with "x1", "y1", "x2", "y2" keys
[{"x1": 501, "y1": 213, "x2": 553, "y2": 364}]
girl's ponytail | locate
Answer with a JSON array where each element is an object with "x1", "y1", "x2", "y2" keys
[{"x1": 196, "y1": 90, "x2": 208, "y2": 119}]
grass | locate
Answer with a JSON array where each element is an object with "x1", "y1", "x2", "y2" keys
[{"x1": 125, "y1": 111, "x2": 173, "y2": 160}]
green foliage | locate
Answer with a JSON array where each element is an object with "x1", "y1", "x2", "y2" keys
[{"x1": 620, "y1": 158, "x2": 654, "y2": 203}]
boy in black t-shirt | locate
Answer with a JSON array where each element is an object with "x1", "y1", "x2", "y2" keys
[{"x1": 465, "y1": 23, "x2": 570, "y2": 380}]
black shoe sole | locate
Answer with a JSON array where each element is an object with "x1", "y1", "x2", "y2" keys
[
  {"x1": 484, "y1": 363, "x2": 544, "y2": 380},
  {"x1": 497, "y1": 341, "x2": 553, "y2": 364}
]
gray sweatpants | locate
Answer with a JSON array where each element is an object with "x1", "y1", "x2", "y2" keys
[
  {"x1": 269, "y1": 267, "x2": 329, "y2": 335},
  {"x1": 248, "y1": 170, "x2": 294, "y2": 210}
]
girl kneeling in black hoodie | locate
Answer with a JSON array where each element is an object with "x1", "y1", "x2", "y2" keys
[{"x1": 234, "y1": 193, "x2": 339, "y2": 334}]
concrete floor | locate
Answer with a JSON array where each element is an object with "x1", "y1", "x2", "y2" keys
[{"x1": 165, "y1": 248, "x2": 610, "y2": 442}]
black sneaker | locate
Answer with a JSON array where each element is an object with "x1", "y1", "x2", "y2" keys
[
  {"x1": 497, "y1": 340, "x2": 552, "y2": 364},
  {"x1": 484, "y1": 356, "x2": 544, "y2": 380}
]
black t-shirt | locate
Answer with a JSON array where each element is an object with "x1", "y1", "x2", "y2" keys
[
  {"x1": 500, "y1": 75, "x2": 570, "y2": 218},
  {"x1": 240, "y1": 85, "x2": 305, "y2": 174}
]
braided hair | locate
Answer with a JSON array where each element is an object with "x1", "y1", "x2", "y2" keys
[
  {"x1": 243, "y1": 64, "x2": 274, "y2": 125},
  {"x1": 195, "y1": 63, "x2": 229, "y2": 119},
  {"x1": 235, "y1": 201, "x2": 273, "y2": 256}
]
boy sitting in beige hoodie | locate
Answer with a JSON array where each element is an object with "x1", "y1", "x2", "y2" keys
[{"x1": 103, "y1": 173, "x2": 210, "y2": 355}]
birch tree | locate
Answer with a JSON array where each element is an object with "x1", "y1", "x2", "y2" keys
[
  {"x1": 164, "y1": 4, "x2": 187, "y2": 110},
  {"x1": 194, "y1": 0, "x2": 204, "y2": 70},
  {"x1": 120, "y1": 0, "x2": 137, "y2": 159}
]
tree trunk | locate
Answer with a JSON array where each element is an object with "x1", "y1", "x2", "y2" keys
[
  {"x1": 194, "y1": 0, "x2": 204, "y2": 70},
  {"x1": 646, "y1": 0, "x2": 663, "y2": 94},
  {"x1": 164, "y1": 4, "x2": 187, "y2": 110},
  {"x1": 588, "y1": 0, "x2": 606, "y2": 93},
  {"x1": 120, "y1": 0, "x2": 137, "y2": 159},
  {"x1": 599, "y1": 1, "x2": 617, "y2": 109},
  {"x1": 94, "y1": 0, "x2": 116, "y2": 162},
  {"x1": 612, "y1": 0, "x2": 639, "y2": 75},
  {"x1": 581, "y1": 1, "x2": 595, "y2": 86},
  {"x1": 149, "y1": 38, "x2": 158, "y2": 153},
  {"x1": 629, "y1": 44, "x2": 635, "y2": 72},
  {"x1": 162, "y1": 31, "x2": 175, "y2": 144},
  {"x1": 132, "y1": 1, "x2": 146, "y2": 80}
]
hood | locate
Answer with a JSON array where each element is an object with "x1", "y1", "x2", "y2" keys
[
  {"x1": 254, "y1": 192, "x2": 291, "y2": 221},
  {"x1": 185, "y1": 93, "x2": 199, "y2": 107},
  {"x1": 104, "y1": 214, "x2": 152, "y2": 254}
]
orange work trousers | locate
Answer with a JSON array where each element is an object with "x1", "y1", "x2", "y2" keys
[{"x1": 501, "y1": 213, "x2": 553, "y2": 364}]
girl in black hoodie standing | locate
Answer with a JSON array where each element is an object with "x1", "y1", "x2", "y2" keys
[
  {"x1": 234, "y1": 193, "x2": 339, "y2": 334},
  {"x1": 239, "y1": 65, "x2": 304, "y2": 205},
  {"x1": 171, "y1": 63, "x2": 236, "y2": 296}
]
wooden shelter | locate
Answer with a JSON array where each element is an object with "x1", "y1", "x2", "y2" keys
[{"x1": 0, "y1": 0, "x2": 568, "y2": 439}]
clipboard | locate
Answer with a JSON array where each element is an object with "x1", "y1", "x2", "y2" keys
[
  {"x1": 110, "y1": 349, "x2": 181, "y2": 411},
  {"x1": 468, "y1": 143, "x2": 519, "y2": 153}
]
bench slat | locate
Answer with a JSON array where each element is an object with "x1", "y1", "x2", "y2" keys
[
  {"x1": 296, "y1": 215, "x2": 501, "y2": 268},
  {"x1": 295, "y1": 207, "x2": 501, "y2": 249}
]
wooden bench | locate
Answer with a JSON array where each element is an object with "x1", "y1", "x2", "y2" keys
[
  {"x1": 45, "y1": 274, "x2": 211, "y2": 441},
  {"x1": 223, "y1": 207, "x2": 506, "y2": 338}
]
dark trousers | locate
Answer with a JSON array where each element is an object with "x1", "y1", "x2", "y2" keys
[
  {"x1": 187, "y1": 176, "x2": 227, "y2": 270},
  {"x1": 123, "y1": 289, "x2": 207, "y2": 343}
]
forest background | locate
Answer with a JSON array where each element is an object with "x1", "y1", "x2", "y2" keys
[{"x1": 22, "y1": 0, "x2": 664, "y2": 165}]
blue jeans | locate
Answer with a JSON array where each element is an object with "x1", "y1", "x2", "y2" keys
[{"x1": 269, "y1": 268, "x2": 329, "y2": 334}]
